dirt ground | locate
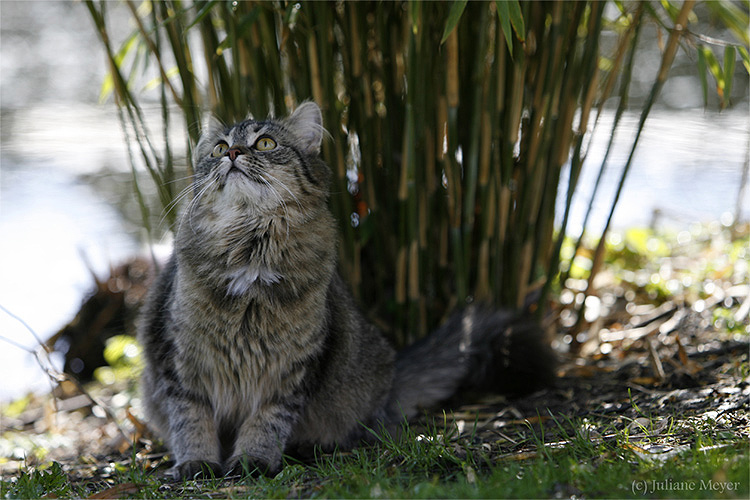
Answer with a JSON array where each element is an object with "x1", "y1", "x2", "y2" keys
[
  {"x1": 2, "y1": 301, "x2": 747, "y2": 485},
  {"x1": 1, "y1": 227, "x2": 749, "y2": 486}
]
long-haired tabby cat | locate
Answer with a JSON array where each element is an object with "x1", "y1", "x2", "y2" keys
[{"x1": 139, "y1": 102, "x2": 555, "y2": 480}]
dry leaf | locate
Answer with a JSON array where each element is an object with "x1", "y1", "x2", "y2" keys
[{"x1": 88, "y1": 482, "x2": 141, "y2": 499}]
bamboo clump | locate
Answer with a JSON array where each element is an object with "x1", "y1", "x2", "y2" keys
[{"x1": 85, "y1": 0, "x2": 746, "y2": 345}]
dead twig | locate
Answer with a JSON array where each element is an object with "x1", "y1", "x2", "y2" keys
[{"x1": 0, "y1": 304, "x2": 132, "y2": 446}]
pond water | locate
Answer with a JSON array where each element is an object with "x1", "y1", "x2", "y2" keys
[
  {"x1": 0, "y1": 1, "x2": 748, "y2": 402},
  {"x1": 1, "y1": 105, "x2": 140, "y2": 402},
  {"x1": 562, "y1": 107, "x2": 749, "y2": 235}
]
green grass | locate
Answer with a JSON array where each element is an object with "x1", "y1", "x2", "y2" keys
[
  {"x1": 1, "y1": 462, "x2": 81, "y2": 499},
  {"x1": 3, "y1": 223, "x2": 746, "y2": 498},
  {"x1": 2, "y1": 413, "x2": 747, "y2": 499}
]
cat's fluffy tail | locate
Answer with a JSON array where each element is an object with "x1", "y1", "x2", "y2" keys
[{"x1": 387, "y1": 306, "x2": 556, "y2": 421}]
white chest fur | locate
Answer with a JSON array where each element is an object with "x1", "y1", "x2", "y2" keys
[{"x1": 226, "y1": 265, "x2": 282, "y2": 296}]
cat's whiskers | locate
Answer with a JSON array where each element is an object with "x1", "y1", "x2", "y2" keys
[
  {"x1": 164, "y1": 173, "x2": 199, "y2": 186},
  {"x1": 260, "y1": 172, "x2": 307, "y2": 239},
  {"x1": 179, "y1": 174, "x2": 219, "y2": 236},
  {"x1": 261, "y1": 171, "x2": 305, "y2": 214},
  {"x1": 159, "y1": 176, "x2": 206, "y2": 232},
  {"x1": 254, "y1": 173, "x2": 292, "y2": 238}
]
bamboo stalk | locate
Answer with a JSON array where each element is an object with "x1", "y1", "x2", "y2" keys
[
  {"x1": 444, "y1": 24, "x2": 466, "y2": 301},
  {"x1": 579, "y1": 0, "x2": 697, "y2": 323},
  {"x1": 538, "y1": 1, "x2": 606, "y2": 306},
  {"x1": 307, "y1": 32, "x2": 324, "y2": 108},
  {"x1": 461, "y1": 5, "x2": 492, "y2": 295},
  {"x1": 124, "y1": 0, "x2": 182, "y2": 107},
  {"x1": 561, "y1": 4, "x2": 645, "y2": 288},
  {"x1": 157, "y1": 1, "x2": 201, "y2": 143},
  {"x1": 86, "y1": 0, "x2": 720, "y2": 345}
]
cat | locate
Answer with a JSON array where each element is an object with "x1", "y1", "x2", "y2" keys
[{"x1": 138, "y1": 102, "x2": 555, "y2": 480}]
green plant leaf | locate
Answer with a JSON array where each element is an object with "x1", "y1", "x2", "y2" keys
[
  {"x1": 739, "y1": 46, "x2": 750, "y2": 74},
  {"x1": 507, "y1": 0, "x2": 525, "y2": 42},
  {"x1": 659, "y1": 0, "x2": 680, "y2": 22},
  {"x1": 99, "y1": 73, "x2": 114, "y2": 104},
  {"x1": 495, "y1": 0, "x2": 524, "y2": 50},
  {"x1": 495, "y1": 1, "x2": 514, "y2": 51},
  {"x1": 723, "y1": 45, "x2": 736, "y2": 104},
  {"x1": 696, "y1": 45, "x2": 709, "y2": 107},
  {"x1": 141, "y1": 66, "x2": 180, "y2": 92},
  {"x1": 701, "y1": 45, "x2": 724, "y2": 88},
  {"x1": 705, "y1": 0, "x2": 749, "y2": 47},
  {"x1": 217, "y1": 34, "x2": 232, "y2": 52},
  {"x1": 98, "y1": 30, "x2": 139, "y2": 103},
  {"x1": 441, "y1": 0, "x2": 468, "y2": 44},
  {"x1": 187, "y1": 0, "x2": 220, "y2": 30}
]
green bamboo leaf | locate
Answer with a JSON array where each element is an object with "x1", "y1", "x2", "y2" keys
[
  {"x1": 642, "y1": 2, "x2": 673, "y2": 32},
  {"x1": 723, "y1": 45, "x2": 736, "y2": 103},
  {"x1": 701, "y1": 45, "x2": 723, "y2": 83},
  {"x1": 441, "y1": 0, "x2": 468, "y2": 44},
  {"x1": 507, "y1": 0, "x2": 525, "y2": 42},
  {"x1": 696, "y1": 45, "x2": 709, "y2": 107},
  {"x1": 598, "y1": 56, "x2": 614, "y2": 72},
  {"x1": 708, "y1": 55, "x2": 727, "y2": 104},
  {"x1": 659, "y1": 0, "x2": 680, "y2": 22},
  {"x1": 115, "y1": 31, "x2": 140, "y2": 69},
  {"x1": 739, "y1": 46, "x2": 750, "y2": 74},
  {"x1": 98, "y1": 73, "x2": 114, "y2": 104},
  {"x1": 705, "y1": 0, "x2": 749, "y2": 46},
  {"x1": 217, "y1": 35, "x2": 232, "y2": 52},
  {"x1": 142, "y1": 66, "x2": 180, "y2": 92},
  {"x1": 98, "y1": 31, "x2": 139, "y2": 103},
  {"x1": 495, "y1": 1, "x2": 514, "y2": 51},
  {"x1": 186, "y1": 0, "x2": 220, "y2": 30}
]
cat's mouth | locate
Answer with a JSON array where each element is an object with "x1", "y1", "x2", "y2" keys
[
  {"x1": 220, "y1": 165, "x2": 267, "y2": 197},
  {"x1": 224, "y1": 165, "x2": 260, "y2": 186},
  {"x1": 227, "y1": 165, "x2": 248, "y2": 178}
]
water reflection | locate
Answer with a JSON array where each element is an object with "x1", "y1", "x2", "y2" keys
[
  {"x1": 0, "y1": 155, "x2": 138, "y2": 401},
  {"x1": 562, "y1": 106, "x2": 750, "y2": 235}
]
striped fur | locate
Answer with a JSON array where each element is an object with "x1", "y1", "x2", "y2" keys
[{"x1": 138, "y1": 102, "x2": 554, "y2": 480}]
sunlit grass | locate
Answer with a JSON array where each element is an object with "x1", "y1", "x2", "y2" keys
[{"x1": 2, "y1": 411, "x2": 747, "y2": 499}]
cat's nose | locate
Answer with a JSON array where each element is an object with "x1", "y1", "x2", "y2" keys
[{"x1": 227, "y1": 147, "x2": 242, "y2": 161}]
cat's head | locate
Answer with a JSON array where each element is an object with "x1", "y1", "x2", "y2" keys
[{"x1": 191, "y1": 102, "x2": 330, "y2": 217}]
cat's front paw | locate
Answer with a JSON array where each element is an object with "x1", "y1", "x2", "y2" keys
[
  {"x1": 171, "y1": 460, "x2": 223, "y2": 481},
  {"x1": 226, "y1": 454, "x2": 281, "y2": 478}
]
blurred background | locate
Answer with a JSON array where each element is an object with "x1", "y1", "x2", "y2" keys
[{"x1": 1, "y1": 0, "x2": 748, "y2": 401}]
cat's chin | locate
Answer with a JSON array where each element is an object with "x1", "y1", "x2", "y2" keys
[
  {"x1": 226, "y1": 166, "x2": 249, "y2": 179},
  {"x1": 220, "y1": 176, "x2": 270, "y2": 207}
]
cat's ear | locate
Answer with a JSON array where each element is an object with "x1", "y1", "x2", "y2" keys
[{"x1": 285, "y1": 102, "x2": 324, "y2": 155}]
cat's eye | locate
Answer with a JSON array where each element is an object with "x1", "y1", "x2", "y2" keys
[
  {"x1": 211, "y1": 142, "x2": 229, "y2": 158},
  {"x1": 255, "y1": 137, "x2": 277, "y2": 151}
]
